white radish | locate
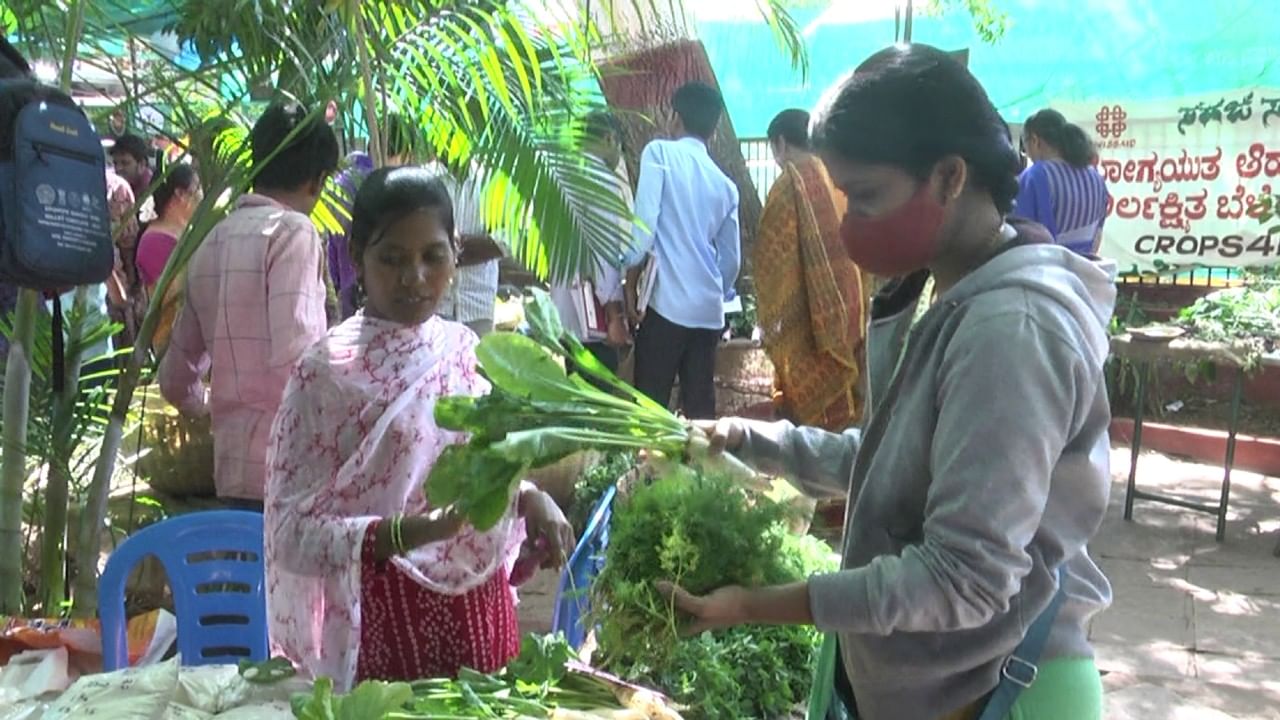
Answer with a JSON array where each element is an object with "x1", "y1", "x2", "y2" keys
[{"x1": 685, "y1": 430, "x2": 769, "y2": 491}]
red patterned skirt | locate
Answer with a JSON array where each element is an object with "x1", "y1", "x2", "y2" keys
[{"x1": 355, "y1": 523, "x2": 520, "y2": 682}]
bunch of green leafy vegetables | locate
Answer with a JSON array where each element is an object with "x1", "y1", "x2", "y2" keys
[
  {"x1": 590, "y1": 467, "x2": 837, "y2": 719},
  {"x1": 1243, "y1": 265, "x2": 1280, "y2": 283},
  {"x1": 570, "y1": 451, "x2": 638, "y2": 534},
  {"x1": 427, "y1": 289, "x2": 761, "y2": 530},
  {"x1": 290, "y1": 634, "x2": 629, "y2": 719},
  {"x1": 1176, "y1": 285, "x2": 1280, "y2": 364}
]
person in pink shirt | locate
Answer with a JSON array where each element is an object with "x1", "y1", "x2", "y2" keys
[
  {"x1": 159, "y1": 102, "x2": 339, "y2": 508},
  {"x1": 136, "y1": 163, "x2": 200, "y2": 288},
  {"x1": 104, "y1": 168, "x2": 142, "y2": 346},
  {"x1": 136, "y1": 163, "x2": 200, "y2": 353}
]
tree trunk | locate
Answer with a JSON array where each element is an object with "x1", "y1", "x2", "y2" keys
[
  {"x1": 596, "y1": 39, "x2": 764, "y2": 289},
  {"x1": 69, "y1": 175, "x2": 228, "y2": 616},
  {"x1": 40, "y1": 287, "x2": 89, "y2": 613},
  {"x1": 0, "y1": 289, "x2": 38, "y2": 613},
  {"x1": 352, "y1": 2, "x2": 384, "y2": 166},
  {"x1": 71, "y1": 297, "x2": 163, "y2": 616}
]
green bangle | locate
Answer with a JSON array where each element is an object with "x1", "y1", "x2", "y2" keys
[{"x1": 390, "y1": 514, "x2": 406, "y2": 556}]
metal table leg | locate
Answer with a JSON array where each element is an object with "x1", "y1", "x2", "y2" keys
[
  {"x1": 1123, "y1": 362, "x2": 1149, "y2": 522},
  {"x1": 1215, "y1": 368, "x2": 1245, "y2": 542}
]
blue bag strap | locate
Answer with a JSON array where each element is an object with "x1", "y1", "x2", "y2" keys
[{"x1": 977, "y1": 566, "x2": 1068, "y2": 720}]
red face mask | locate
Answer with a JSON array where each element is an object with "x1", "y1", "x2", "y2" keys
[{"x1": 840, "y1": 183, "x2": 947, "y2": 276}]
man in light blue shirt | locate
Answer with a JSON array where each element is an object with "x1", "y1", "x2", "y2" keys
[{"x1": 624, "y1": 82, "x2": 741, "y2": 419}]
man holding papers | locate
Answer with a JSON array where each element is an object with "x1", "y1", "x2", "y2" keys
[{"x1": 623, "y1": 82, "x2": 741, "y2": 419}]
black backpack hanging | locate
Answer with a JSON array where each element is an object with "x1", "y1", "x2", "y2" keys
[{"x1": 0, "y1": 78, "x2": 114, "y2": 391}]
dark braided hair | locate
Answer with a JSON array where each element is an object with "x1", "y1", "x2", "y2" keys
[
  {"x1": 1024, "y1": 109, "x2": 1096, "y2": 169},
  {"x1": 348, "y1": 166, "x2": 457, "y2": 306},
  {"x1": 810, "y1": 44, "x2": 1022, "y2": 215},
  {"x1": 152, "y1": 163, "x2": 198, "y2": 218}
]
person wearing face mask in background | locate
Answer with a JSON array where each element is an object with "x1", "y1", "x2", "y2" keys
[
  {"x1": 660, "y1": 45, "x2": 1115, "y2": 720},
  {"x1": 1013, "y1": 110, "x2": 1110, "y2": 257}
]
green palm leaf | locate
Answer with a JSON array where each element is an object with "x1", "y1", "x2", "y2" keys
[{"x1": 4, "y1": 0, "x2": 815, "y2": 614}]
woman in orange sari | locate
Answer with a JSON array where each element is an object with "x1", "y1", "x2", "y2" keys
[{"x1": 754, "y1": 109, "x2": 869, "y2": 431}]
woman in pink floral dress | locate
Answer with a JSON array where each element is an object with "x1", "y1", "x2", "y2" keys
[{"x1": 264, "y1": 166, "x2": 574, "y2": 691}]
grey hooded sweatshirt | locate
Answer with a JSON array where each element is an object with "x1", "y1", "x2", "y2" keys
[{"x1": 735, "y1": 224, "x2": 1117, "y2": 719}]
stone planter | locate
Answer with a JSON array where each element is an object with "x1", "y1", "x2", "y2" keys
[
  {"x1": 613, "y1": 338, "x2": 776, "y2": 418},
  {"x1": 713, "y1": 339, "x2": 775, "y2": 417}
]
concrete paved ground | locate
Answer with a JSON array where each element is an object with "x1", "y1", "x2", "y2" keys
[
  {"x1": 1097, "y1": 448, "x2": 1280, "y2": 719},
  {"x1": 518, "y1": 446, "x2": 1280, "y2": 718},
  {"x1": 516, "y1": 567, "x2": 559, "y2": 636}
]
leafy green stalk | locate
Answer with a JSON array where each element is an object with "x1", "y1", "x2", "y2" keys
[
  {"x1": 0, "y1": 0, "x2": 89, "y2": 615},
  {"x1": 591, "y1": 470, "x2": 838, "y2": 719},
  {"x1": 292, "y1": 634, "x2": 650, "y2": 718},
  {"x1": 0, "y1": 290, "x2": 38, "y2": 613},
  {"x1": 426, "y1": 291, "x2": 763, "y2": 531},
  {"x1": 39, "y1": 290, "x2": 111, "y2": 613}
]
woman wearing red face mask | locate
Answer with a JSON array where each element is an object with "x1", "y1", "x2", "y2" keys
[{"x1": 662, "y1": 45, "x2": 1115, "y2": 720}]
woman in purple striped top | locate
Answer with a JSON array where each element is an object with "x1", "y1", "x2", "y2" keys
[{"x1": 1015, "y1": 110, "x2": 1110, "y2": 256}]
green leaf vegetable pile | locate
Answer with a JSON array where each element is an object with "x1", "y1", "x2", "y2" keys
[
  {"x1": 427, "y1": 290, "x2": 760, "y2": 530},
  {"x1": 1176, "y1": 284, "x2": 1280, "y2": 364},
  {"x1": 591, "y1": 468, "x2": 838, "y2": 719},
  {"x1": 290, "y1": 633, "x2": 676, "y2": 719}
]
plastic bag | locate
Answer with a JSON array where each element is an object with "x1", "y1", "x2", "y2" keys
[
  {"x1": 0, "y1": 647, "x2": 71, "y2": 703},
  {"x1": 0, "y1": 610, "x2": 176, "y2": 674}
]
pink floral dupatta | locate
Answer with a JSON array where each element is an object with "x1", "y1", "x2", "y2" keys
[{"x1": 264, "y1": 312, "x2": 524, "y2": 690}]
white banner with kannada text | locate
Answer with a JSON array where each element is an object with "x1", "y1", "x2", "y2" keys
[{"x1": 1058, "y1": 90, "x2": 1280, "y2": 273}]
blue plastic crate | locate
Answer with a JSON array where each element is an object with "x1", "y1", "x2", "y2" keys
[{"x1": 550, "y1": 485, "x2": 616, "y2": 650}]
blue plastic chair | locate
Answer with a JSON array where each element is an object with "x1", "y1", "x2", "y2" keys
[
  {"x1": 551, "y1": 485, "x2": 616, "y2": 650},
  {"x1": 98, "y1": 510, "x2": 268, "y2": 671}
]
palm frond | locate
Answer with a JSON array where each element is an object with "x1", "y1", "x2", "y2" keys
[
  {"x1": 7, "y1": 0, "x2": 812, "y2": 614},
  {"x1": 363, "y1": 2, "x2": 637, "y2": 282}
]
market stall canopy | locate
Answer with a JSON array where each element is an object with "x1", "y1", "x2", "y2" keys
[
  {"x1": 695, "y1": 0, "x2": 1280, "y2": 137},
  {"x1": 4, "y1": 1, "x2": 199, "y2": 69}
]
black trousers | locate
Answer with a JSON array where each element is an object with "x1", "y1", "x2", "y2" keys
[{"x1": 633, "y1": 310, "x2": 719, "y2": 420}]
